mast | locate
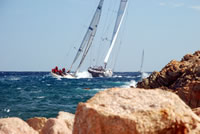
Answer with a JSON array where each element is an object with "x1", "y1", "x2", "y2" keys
[
  {"x1": 69, "y1": 0, "x2": 104, "y2": 72},
  {"x1": 139, "y1": 49, "x2": 144, "y2": 72},
  {"x1": 103, "y1": 0, "x2": 128, "y2": 69},
  {"x1": 74, "y1": 0, "x2": 104, "y2": 74}
]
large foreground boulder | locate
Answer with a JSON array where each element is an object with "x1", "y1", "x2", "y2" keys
[
  {"x1": 137, "y1": 50, "x2": 200, "y2": 108},
  {"x1": 73, "y1": 88, "x2": 200, "y2": 134},
  {"x1": 0, "y1": 117, "x2": 38, "y2": 134}
]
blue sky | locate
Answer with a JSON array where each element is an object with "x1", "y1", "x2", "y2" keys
[{"x1": 0, "y1": 0, "x2": 199, "y2": 72}]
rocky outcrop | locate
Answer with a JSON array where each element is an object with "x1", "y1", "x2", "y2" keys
[
  {"x1": 27, "y1": 117, "x2": 48, "y2": 134},
  {"x1": 41, "y1": 118, "x2": 72, "y2": 134},
  {"x1": 26, "y1": 112, "x2": 74, "y2": 134},
  {"x1": 0, "y1": 112, "x2": 74, "y2": 134},
  {"x1": 137, "y1": 50, "x2": 200, "y2": 108},
  {"x1": 73, "y1": 88, "x2": 200, "y2": 134},
  {"x1": 0, "y1": 117, "x2": 38, "y2": 134},
  {"x1": 57, "y1": 111, "x2": 75, "y2": 131}
]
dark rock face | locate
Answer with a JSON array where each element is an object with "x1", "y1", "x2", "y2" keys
[{"x1": 137, "y1": 50, "x2": 200, "y2": 108}]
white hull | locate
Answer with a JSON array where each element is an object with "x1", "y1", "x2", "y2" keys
[{"x1": 51, "y1": 72, "x2": 76, "y2": 79}]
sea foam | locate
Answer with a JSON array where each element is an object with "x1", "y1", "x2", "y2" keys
[
  {"x1": 76, "y1": 71, "x2": 92, "y2": 79},
  {"x1": 120, "y1": 80, "x2": 137, "y2": 88}
]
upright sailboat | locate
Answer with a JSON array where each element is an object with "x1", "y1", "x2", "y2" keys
[
  {"x1": 51, "y1": 0, "x2": 104, "y2": 78},
  {"x1": 139, "y1": 49, "x2": 144, "y2": 73},
  {"x1": 88, "y1": 0, "x2": 128, "y2": 77}
]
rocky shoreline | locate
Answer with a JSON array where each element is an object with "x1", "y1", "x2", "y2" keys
[
  {"x1": 0, "y1": 51, "x2": 200, "y2": 134},
  {"x1": 137, "y1": 50, "x2": 200, "y2": 108}
]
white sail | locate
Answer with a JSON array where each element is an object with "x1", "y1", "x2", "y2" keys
[
  {"x1": 70, "y1": 0, "x2": 104, "y2": 71},
  {"x1": 104, "y1": 0, "x2": 128, "y2": 68},
  {"x1": 74, "y1": 0, "x2": 104, "y2": 74}
]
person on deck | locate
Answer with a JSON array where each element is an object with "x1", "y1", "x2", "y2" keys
[
  {"x1": 62, "y1": 68, "x2": 65, "y2": 73},
  {"x1": 52, "y1": 69, "x2": 55, "y2": 73},
  {"x1": 55, "y1": 66, "x2": 58, "y2": 71},
  {"x1": 58, "y1": 70, "x2": 63, "y2": 76},
  {"x1": 54, "y1": 66, "x2": 59, "y2": 74}
]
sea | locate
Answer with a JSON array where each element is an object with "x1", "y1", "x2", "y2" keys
[{"x1": 0, "y1": 71, "x2": 150, "y2": 120}]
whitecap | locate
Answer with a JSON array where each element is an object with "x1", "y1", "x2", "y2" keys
[
  {"x1": 113, "y1": 75, "x2": 122, "y2": 78},
  {"x1": 46, "y1": 84, "x2": 51, "y2": 86},
  {"x1": 126, "y1": 76, "x2": 136, "y2": 78},
  {"x1": 120, "y1": 80, "x2": 137, "y2": 88},
  {"x1": 141, "y1": 72, "x2": 150, "y2": 79},
  {"x1": 3, "y1": 108, "x2": 10, "y2": 113},
  {"x1": 37, "y1": 96, "x2": 45, "y2": 99},
  {"x1": 8, "y1": 77, "x2": 20, "y2": 81},
  {"x1": 76, "y1": 71, "x2": 92, "y2": 79},
  {"x1": 90, "y1": 88, "x2": 106, "y2": 91},
  {"x1": 114, "y1": 81, "x2": 123, "y2": 84}
]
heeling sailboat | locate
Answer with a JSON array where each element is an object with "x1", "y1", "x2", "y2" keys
[
  {"x1": 51, "y1": 0, "x2": 104, "y2": 78},
  {"x1": 88, "y1": 0, "x2": 128, "y2": 77}
]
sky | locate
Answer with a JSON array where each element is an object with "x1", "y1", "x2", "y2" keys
[{"x1": 0, "y1": 0, "x2": 199, "y2": 72}]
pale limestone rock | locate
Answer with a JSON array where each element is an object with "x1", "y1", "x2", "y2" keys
[
  {"x1": 26, "y1": 117, "x2": 47, "y2": 134},
  {"x1": 0, "y1": 117, "x2": 38, "y2": 134},
  {"x1": 73, "y1": 88, "x2": 200, "y2": 134},
  {"x1": 57, "y1": 111, "x2": 75, "y2": 131},
  {"x1": 41, "y1": 118, "x2": 71, "y2": 134}
]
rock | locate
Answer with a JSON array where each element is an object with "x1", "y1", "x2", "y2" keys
[
  {"x1": 41, "y1": 118, "x2": 72, "y2": 134},
  {"x1": 0, "y1": 117, "x2": 38, "y2": 134},
  {"x1": 137, "y1": 50, "x2": 200, "y2": 108},
  {"x1": 26, "y1": 117, "x2": 47, "y2": 134},
  {"x1": 57, "y1": 111, "x2": 75, "y2": 131},
  {"x1": 73, "y1": 88, "x2": 200, "y2": 134},
  {"x1": 26, "y1": 112, "x2": 74, "y2": 134},
  {"x1": 193, "y1": 107, "x2": 200, "y2": 117},
  {"x1": 137, "y1": 60, "x2": 189, "y2": 89}
]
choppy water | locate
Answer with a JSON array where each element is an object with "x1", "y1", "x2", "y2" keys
[{"x1": 0, "y1": 71, "x2": 150, "y2": 120}]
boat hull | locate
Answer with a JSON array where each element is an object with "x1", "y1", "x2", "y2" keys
[
  {"x1": 88, "y1": 67, "x2": 113, "y2": 77},
  {"x1": 51, "y1": 72, "x2": 76, "y2": 79}
]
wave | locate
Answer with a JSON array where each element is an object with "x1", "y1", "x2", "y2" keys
[
  {"x1": 36, "y1": 96, "x2": 45, "y2": 99},
  {"x1": 8, "y1": 77, "x2": 21, "y2": 81},
  {"x1": 113, "y1": 75, "x2": 122, "y2": 78},
  {"x1": 3, "y1": 108, "x2": 10, "y2": 113},
  {"x1": 141, "y1": 72, "x2": 150, "y2": 79},
  {"x1": 76, "y1": 71, "x2": 92, "y2": 79},
  {"x1": 120, "y1": 80, "x2": 137, "y2": 88},
  {"x1": 86, "y1": 88, "x2": 106, "y2": 92}
]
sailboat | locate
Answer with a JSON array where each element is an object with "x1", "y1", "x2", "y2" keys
[
  {"x1": 51, "y1": 0, "x2": 104, "y2": 78},
  {"x1": 88, "y1": 0, "x2": 128, "y2": 77},
  {"x1": 138, "y1": 49, "x2": 146, "y2": 80},
  {"x1": 139, "y1": 49, "x2": 144, "y2": 73}
]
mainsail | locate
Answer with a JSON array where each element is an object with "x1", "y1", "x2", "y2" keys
[
  {"x1": 104, "y1": 0, "x2": 128, "y2": 68},
  {"x1": 69, "y1": 0, "x2": 104, "y2": 72}
]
